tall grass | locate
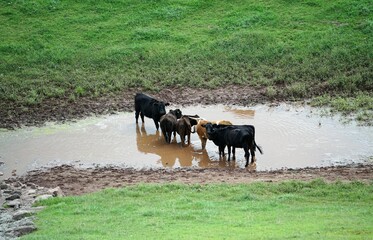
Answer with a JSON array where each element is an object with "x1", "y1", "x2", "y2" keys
[
  {"x1": 1, "y1": 0, "x2": 372, "y2": 104},
  {"x1": 24, "y1": 180, "x2": 373, "y2": 239}
]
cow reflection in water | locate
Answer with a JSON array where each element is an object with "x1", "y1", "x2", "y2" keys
[{"x1": 136, "y1": 124, "x2": 212, "y2": 167}]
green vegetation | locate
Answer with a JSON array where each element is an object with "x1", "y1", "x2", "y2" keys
[
  {"x1": 23, "y1": 180, "x2": 373, "y2": 239},
  {"x1": 1, "y1": 0, "x2": 372, "y2": 115},
  {"x1": 311, "y1": 93, "x2": 373, "y2": 124}
]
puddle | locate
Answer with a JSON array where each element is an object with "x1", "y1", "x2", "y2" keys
[{"x1": 1, "y1": 104, "x2": 373, "y2": 179}]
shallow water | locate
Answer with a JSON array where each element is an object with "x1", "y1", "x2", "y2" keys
[{"x1": 1, "y1": 104, "x2": 373, "y2": 179}]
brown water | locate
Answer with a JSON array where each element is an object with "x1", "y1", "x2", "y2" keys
[{"x1": 1, "y1": 104, "x2": 373, "y2": 179}]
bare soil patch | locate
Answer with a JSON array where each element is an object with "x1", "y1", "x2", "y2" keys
[{"x1": 8, "y1": 164, "x2": 373, "y2": 196}]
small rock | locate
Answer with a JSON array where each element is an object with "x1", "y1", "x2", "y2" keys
[
  {"x1": 12, "y1": 210, "x2": 35, "y2": 221},
  {"x1": 0, "y1": 183, "x2": 9, "y2": 189},
  {"x1": 27, "y1": 189, "x2": 37, "y2": 195},
  {"x1": 48, "y1": 186, "x2": 64, "y2": 197},
  {"x1": 34, "y1": 194, "x2": 53, "y2": 203},
  {"x1": 5, "y1": 193, "x2": 21, "y2": 201},
  {"x1": 6, "y1": 199, "x2": 21, "y2": 209},
  {"x1": 27, "y1": 183, "x2": 38, "y2": 189},
  {"x1": 13, "y1": 181, "x2": 23, "y2": 188},
  {"x1": 12, "y1": 225, "x2": 37, "y2": 237}
]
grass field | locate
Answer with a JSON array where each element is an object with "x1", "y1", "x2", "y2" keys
[
  {"x1": 1, "y1": 0, "x2": 372, "y2": 108},
  {"x1": 23, "y1": 180, "x2": 373, "y2": 239}
]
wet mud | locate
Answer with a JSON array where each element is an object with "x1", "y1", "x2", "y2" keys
[{"x1": 10, "y1": 164, "x2": 373, "y2": 196}]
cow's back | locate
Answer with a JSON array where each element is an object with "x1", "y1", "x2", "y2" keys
[
  {"x1": 223, "y1": 126, "x2": 253, "y2": 148},
  {"x1": 177, "y1": 117, "x2": 191, "y2": 135},
  {"x1": 135, "y1": 93, "x2": 159, "y2": 118},
  {"x1": 135, "y1": 93, "x2": 151, "y2": 106}
]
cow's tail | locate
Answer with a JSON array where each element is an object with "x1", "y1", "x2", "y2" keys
[
  {"x1": 191, "y1": 125, "x2": 196, "y2": 133},
  {"x1": 254, "y1": 140, "x2": 263, "y2": 154},
  {"x1": 165, "y1": 132, "x2": 172, "y2": 143}
]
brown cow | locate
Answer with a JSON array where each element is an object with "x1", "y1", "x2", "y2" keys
[
  {"x1": 176, "y1": 116, "x2": 198, "y2": 147},
  {"x1": 160, "y1": 109, "x2": 182, "y2": 143}
]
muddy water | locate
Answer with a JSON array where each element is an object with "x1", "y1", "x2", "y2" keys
[{"x1": 1, "y1": 104, "x2": 373, "y2": 179}]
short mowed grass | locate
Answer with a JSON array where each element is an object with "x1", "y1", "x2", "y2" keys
[
  {"x1": 1, "y1": 0, "x2": 372, "y2": 119},
  {"x1": 23, "y1": 180, "x2": 373, "y2": 239}
]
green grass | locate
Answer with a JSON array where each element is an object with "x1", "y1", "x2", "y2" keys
[
  {"x1": 23, "y1": 180, "x2": 373, "y2": 239},
  {"x1": 311, "y1": 93, "x2": 373, "y2": 125},
  {"x1": 1, "y1": 0, "x2": 372, "y2": 106}
]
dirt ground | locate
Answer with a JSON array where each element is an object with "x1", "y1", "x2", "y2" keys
[
  {"x1": 8, "y1": 164, "x2": 372, "y2": 196},
  {"x1": 2, "y1": 86, "x2": 373, "y2": 196}
]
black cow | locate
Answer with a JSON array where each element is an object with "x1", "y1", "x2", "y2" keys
[
  {"x1": 203, "y1": 123, "x2": 263, "y2": 167},
  {"x1": 135, "y1": 93, "x2": 170, "y2": 130},
  {"x1": 160, "y1": 109, "x2": 182, "y2": 143}
]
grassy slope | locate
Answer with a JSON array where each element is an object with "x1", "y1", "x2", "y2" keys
[
  {"x1": 0, "y1": 0, "x2": 372, "y2": 114},
  {"x1": 24, "y1": 181, "x2": 373, "y2": 239}
]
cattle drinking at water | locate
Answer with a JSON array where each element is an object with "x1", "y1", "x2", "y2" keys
[{"x1": 134, "y1": 92, "x2": 263, "y2": 167}]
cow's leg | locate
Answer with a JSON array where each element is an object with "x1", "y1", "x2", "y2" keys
[
  {"x1": 187, "y1": 133, "x2": 191, "y2": 146},
  {"x1": 232, "y1": 147, "x2": 236, "y2": 160},
  {"x1": 201, "y1": 138, "x2": 207, "y2": 150},
  {"x1": 135, "y1": 111, "x2": 140, "y2": 124},
  {"x1": 227, "y1": 146, "x2": 231, "y2": 161},
  {"x1": 218, "y1": 146, "x2": 222, "y2": 158},
  {"x1": 140, "y1": 112, "x2": 145, "y2": 123},
  {"x1": 244, "y1": 146, "x2": 250, "y2": 167},
  {"x1": 166, "y1": 131, "x2": 171, "y2": 143},
  {"x1": 250, "y1": 143, "x2": 256, "y2": 164},
  {"x1": 153, "y1": 119, "x2": 159, "y2": 130}
]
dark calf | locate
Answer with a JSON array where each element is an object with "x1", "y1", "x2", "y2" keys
[
  {"x1": 160, "y1": 109, "x2": 182, "y2": 143},
  {"x1": 135, "y1": 93, "x2": 170, "y2": 130},
  {"x1": 204, "y1": 123, "x2": 263, "y2": 167}
]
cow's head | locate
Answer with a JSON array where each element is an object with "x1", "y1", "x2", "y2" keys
[
  {"x1": 201, "y1": 122, "x2": 218, "y2": 139},
  {"x1": 174, "y1": 109, "x2": 182, "y2": 119},
  {"x1": 155, "y1": 101, "x2": 170, "y2": 116},
  {"x1": 169, "y1": 109, "x2": 183, "y2": 119},
  {"x1": 188, "y1": 117, "x2": 199, "y2": 127}
]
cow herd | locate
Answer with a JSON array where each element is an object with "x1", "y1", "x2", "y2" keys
[{"x1": 135, "y1": 93, "x2": 263, "y2": 167}]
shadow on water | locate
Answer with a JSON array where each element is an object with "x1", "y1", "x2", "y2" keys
[
  {"x1": 136, "y1": 123, "x2": 231, "y2": 168},
  {"x1": 0, "y1": 104, "x2": 372, "y2": 179}
]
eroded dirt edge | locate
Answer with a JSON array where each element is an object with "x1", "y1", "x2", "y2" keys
[
  {"x1": 6, "y1": 164, "x2": 373, "y2": 196},
  {"x1": 0, "y1": 86, "x2": 268, "y2": 129}
]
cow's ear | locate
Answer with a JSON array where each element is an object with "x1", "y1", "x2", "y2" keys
[
  {"x1": 165, "y1": 102, "x2": 170, "y2": 106},
  {"x1": 189, "y1": 118, "x2": 198, "y2": 126}
]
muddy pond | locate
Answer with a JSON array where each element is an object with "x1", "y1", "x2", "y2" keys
[{"x1": 1, "y1": 104, "x2": 373, "y2": 179}]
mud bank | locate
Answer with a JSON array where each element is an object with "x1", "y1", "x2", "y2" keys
[
  {"x1": 0, "y1": 86, "x2": 266, "y2": 129},
  {"x1": 10, "y1": 164, "x2": 373, "y2": 196}
]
